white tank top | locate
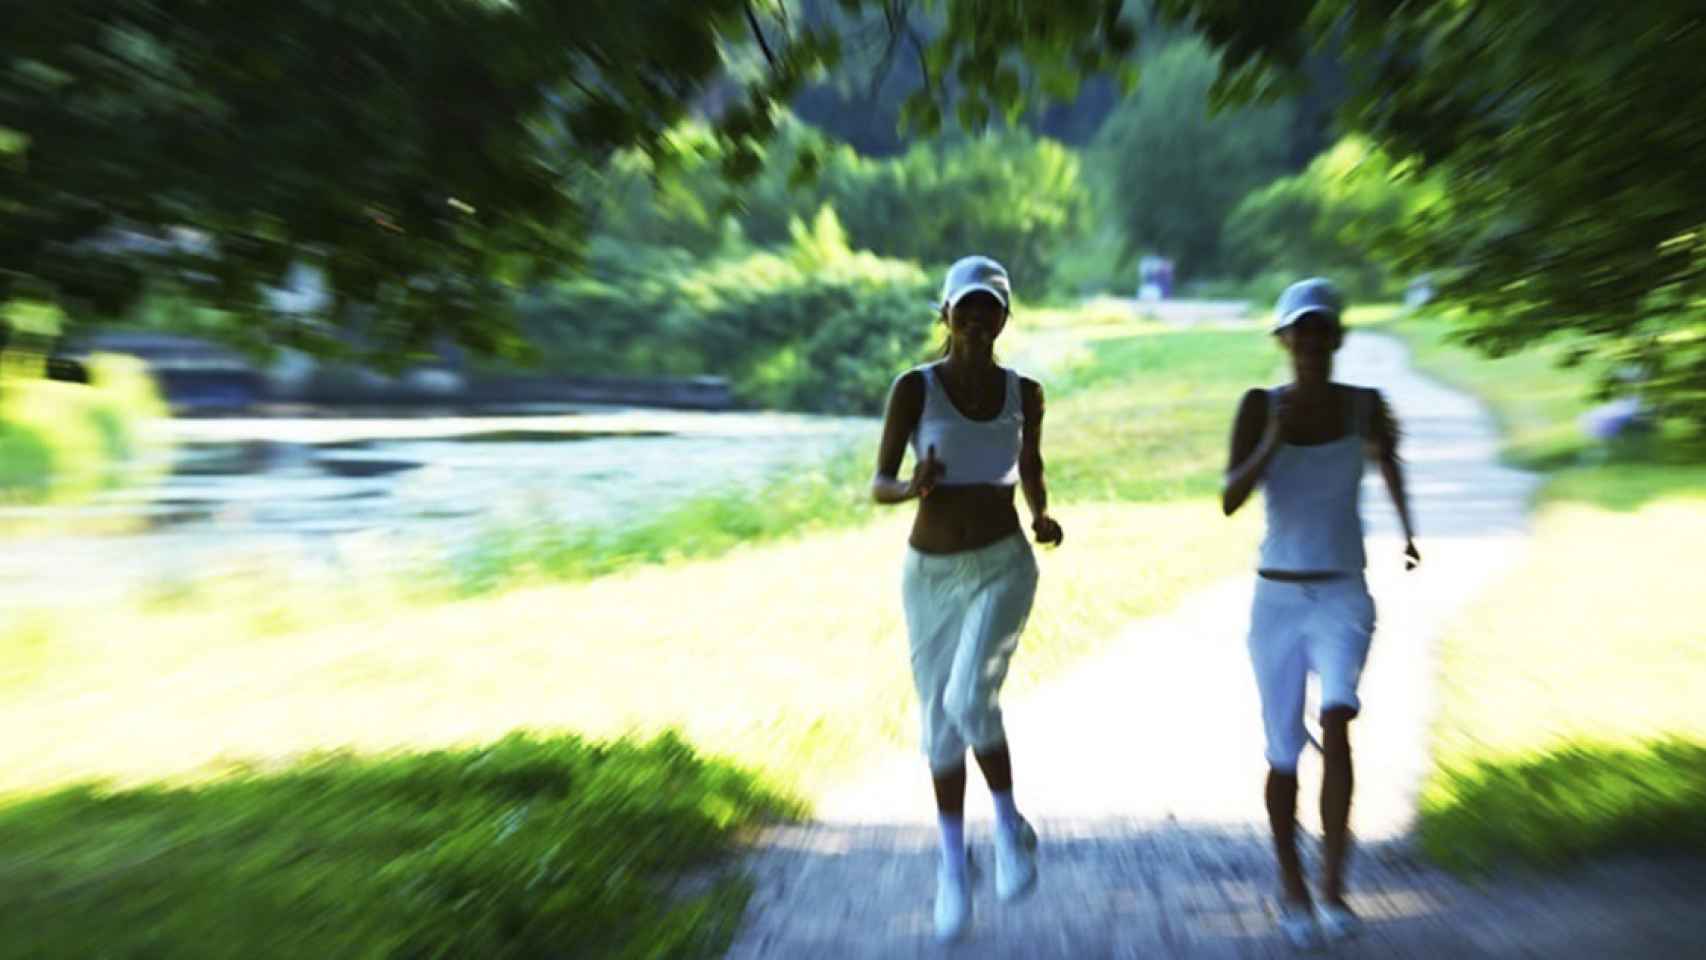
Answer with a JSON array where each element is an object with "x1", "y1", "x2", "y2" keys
[
  {"x1": 909, "y1": 363, "x2": 1023, "y2": 487},
  {"x1": 1259, "y1": 386, "x2": 1372, "y2": 573}
]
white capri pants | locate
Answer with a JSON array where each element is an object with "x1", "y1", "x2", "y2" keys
[
  {"x1": 902, "y1": 532, "x2": 1039, "y2": 774},
  {"x1": 1247, "y1": 575, "x2": 1376, "y2": 773}
]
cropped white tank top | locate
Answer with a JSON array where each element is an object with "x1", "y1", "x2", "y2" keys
[
  {"x1": 1259, "y1": 385, "x2": 1373, "y2": 573},
  {"x1": 909, "y1": 363, "x2": 1023, "y2": 486}
]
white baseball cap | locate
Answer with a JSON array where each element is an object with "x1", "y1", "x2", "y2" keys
[
  {"x1": 1271, "y1": 277, "x2": 1345, "y2": 333},
  {"x1": 940, "y1": 255, "x2": 1011, "y2": 311}
]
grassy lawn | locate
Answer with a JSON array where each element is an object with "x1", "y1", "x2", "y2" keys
[
  {"x1": 0, "y1": 733, "x2": 797, "y2": 960},
  {"x1": 1382, "y1": 309, "x2": 1706, "y2": 872},
  {"x1": 0, "y1": 311, "x2": 1275, "y2": 956}
]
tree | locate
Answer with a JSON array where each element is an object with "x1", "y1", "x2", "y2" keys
[
  {"x1": 0, "y1": 0, "x2": 1137, "y2": 362},
  {"x1": 35, "y1": 0, "x2": 1700, "y2": 423},
  {"x1": 1222, "y1": 137, "x2": 1434, "y2": 301},
  {"x1": 1090, "y1": 38, "x2": 1296, "y2": 280},
  {"x1": 1156, "y1": 0, "x2": 1706, "y2": 426},
  {"x1": 588, "y1": 112, "x2": 1090, "y2": 294},
  {"x1": 0, "y1": 0, "x2": 810, "y2": 360}
]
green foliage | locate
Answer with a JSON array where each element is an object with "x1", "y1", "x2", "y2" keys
[
  {"x1": 805, "y1": 0, "x2": 1139, "y2": 140},
  {"x1": 520, "y1": 207, "x2": 935, "y2": 414},
  {"x1": 1090, "y1": 39, "x2": 1297, "y2": 279},
  {"x1": 0, "y1": 354, "x2": 169, "y2": 507},
  {"x1": 0, "y1": 732, "x2": 800, "y2": 959},
  {"x1": 1173, "y1": 0, "x2": 1706, "y2": 428},
  {"x1": 27, "y1": 0, "x2": 1703, "y2": 424},
  {"x1": 1221, "y1": 137, "x2": 1435, "y2": 301},
  {"x1": 3, "y1": 1, "x2": 1143, "y2": 359},
  {"x1": 1384, "y1": 309, "x2": 1706, "y2": 479},
  {"x1": 1046, "y1": 222, "x2": 1134, "y2": 301},
  {"x1": 0, "y1": 0, "x2": 831, "y2": 358},
  {"x1": 595, "y1": 114, "x2": 1092, "y2": 294},
  {"x1": 824, "y1": 131, "x2": 1091, "y2": 293}
]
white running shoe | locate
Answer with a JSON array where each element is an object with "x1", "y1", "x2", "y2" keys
[
  {"x1": 993, "y1": 816, "x2": 1038, "y2": 902},
  {"x1": 934, "y1": 850, "x2": 976, "y2": 942},
  {"x1": 1277, "y1": 902, "x2": 1323, "y2": 952},
  {"x1": 1316, "y1": 901, "x2": 1363, "y2": 942}
]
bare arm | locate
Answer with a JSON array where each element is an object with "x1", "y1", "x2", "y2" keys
[
  {"x1": 871, "y1": 370, "x2": 938, "y2": 504},
  {"x1": 1019, "y1": 377, "x2": 1062, "y2": 545},
  {"x1": 1367, "y1": 389, "x2": 1421, "y2": 568},
  {"x1": 1222, "y1": 388, "x2": 1283, "y2": 516}
]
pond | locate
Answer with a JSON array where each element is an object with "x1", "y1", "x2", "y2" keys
[{"x1": 0, "y1": 406, "x2": 875, "y2": 608}]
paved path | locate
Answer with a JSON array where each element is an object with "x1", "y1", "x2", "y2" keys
[{"x1": 728, "y1": 331, "x2": 1706, "y2": 957}]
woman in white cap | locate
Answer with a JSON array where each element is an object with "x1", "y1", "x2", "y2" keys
[
  {"x1": 871, "y1": 254, "x2": 1063, "y2": 942},
  {"x1": 1221, "y1": 277, "x2": 1419, "y2": 948}
]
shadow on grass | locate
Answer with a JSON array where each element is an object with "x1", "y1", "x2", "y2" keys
[
  {"x1": 1419, "y1": 739, "x2": 1706, "y2": 875},
  {"x1": 0, "y1": 731, "x2": 803, "y2": 960}
]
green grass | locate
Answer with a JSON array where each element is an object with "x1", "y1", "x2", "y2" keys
[
  {"x1": 0, "y1": 732, "x2": 798, "y2": 960},
  {"x1": 1382, "y1": 309, "x2": 1706, "y2": 872},
  {"x1": 1046, "y1": 326, "x2": 1282, "y2": 501},
  {"x1": 1422, "y1": 741, "x2": 1706, "y2": 874}
]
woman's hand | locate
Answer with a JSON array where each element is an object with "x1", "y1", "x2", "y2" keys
[
  {"x1": 908, "y1": 444, "x2": 946, "y2": 499},
  {"x1": 1032, "y1": 513, "x2": 1064, "y2": 547}
]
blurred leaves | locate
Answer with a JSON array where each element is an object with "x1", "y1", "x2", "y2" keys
[
  {"x1": 0, "y1": 0, "x2": 1139, "y2": 362},
  {"x1": 1221, "y1": 136, "x2": 1436, "y2": 301},
  {"x1": 515, "y1": 206, "x2": 934, "y2": 414},
  {"x1": 0, "y1": 352, "x2": 170, "y2": 507},
  {"x1": 1160, "y1": 0, "x2": 1706, "y2": 428},
  {"x1": 0, "y1": 0, "x2": 820, "y2": 359},
  {"x1": 593, "y1": 112, "x2": 1091, "y2": 295},
  {"x1": 18, "y1": 0, "x2": 1704, "y2": 428}
]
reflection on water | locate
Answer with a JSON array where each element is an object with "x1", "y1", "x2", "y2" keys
[{"x1": 2, "y1": 406, "x2": 874, "y2": 606}]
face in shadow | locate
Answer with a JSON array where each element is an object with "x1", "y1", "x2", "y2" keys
[
  {"x1": 942, "y1": 291, "x2": 1008, "y2": 356},
  {"x1": 1278, "y1": 312, "x2": 1342, "y2": 383}
]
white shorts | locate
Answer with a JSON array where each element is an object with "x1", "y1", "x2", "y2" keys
[
  {"x1": 902, "y1": 532, "x2": 1039, "y2": 773},
  {"x1": 1247, "y1": 575, "x2": 1376, "y2": 773}
]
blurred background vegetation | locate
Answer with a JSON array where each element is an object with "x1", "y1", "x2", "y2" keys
[{"x1": 3, "y1": 1, "x2": 1705, "y2": 955}]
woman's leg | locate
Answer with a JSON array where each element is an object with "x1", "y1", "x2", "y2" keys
[
  {"x1": 1248, "y1": 578, "x2": 1312, "y2": 907},
  {"x1": 933, "y1": 761, "x2": 969, "y2": 875},
  {"x1": 943, "y1": 537, "x2": 1039, "y2": 900},
  {"x1": 1265, "y1": 769, "x2": 1311, "y2": 906},
  {"x1": 972, "y1": 743, "x2": 1012, "y2": 792},
  {"x1": 1319, "y1": 706, "x2": 1355, "y2": 905},
  {"x1": 942, "y1": 538, "x2": 1037, "y2": 782},
  {"x1": 904, "y1": 550, "x2": 978, "y2": 940},
  {"x1": 973, "y1": 743, "x2": 1019, "y2": 827},
  {"x1": 1310, "y1": 577, "x2": 1374, "y2": 911},
  {"x1": 903, "y1": 551, "x2": 971, "y2": 866}
]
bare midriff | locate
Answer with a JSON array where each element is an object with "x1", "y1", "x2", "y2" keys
[{"x1": 908, "y1": 484, "x2": 1022, "y2": 554}]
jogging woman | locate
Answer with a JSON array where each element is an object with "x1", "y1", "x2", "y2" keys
[
  {"x1": 1222, "y1": 278, "x2": 1419, "y2": 948},
  {"x1": 872, "y1": 255, "x2": 1063, "y2": 942}
]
